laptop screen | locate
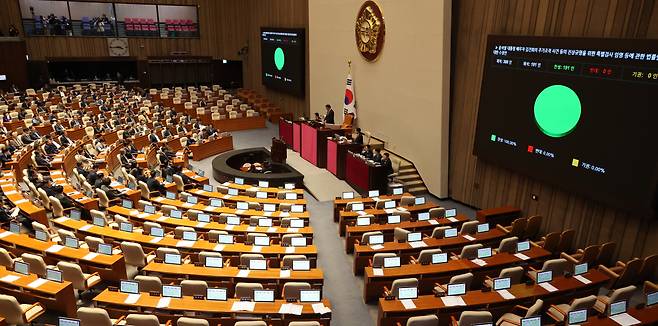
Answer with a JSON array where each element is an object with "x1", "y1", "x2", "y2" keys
[
  {"x1": 384, "y1": 200, "x2": 396, "y2": 209},
  {"x1": 120, "y1": 280, "x2": 139, "y2": 294},
  {"x1": 14, "y1": 261, "x2": 29, "y2": 275},
  {"x1": 407, "y1": 232, "x2": 422, "y2": 242},
  {"x1": 567, "y1": 309, "x2": 588, "y2": 324},
  {"x1": 122, "y1": 199, "x2": 133, "y2": 209},
  {"x1": 284, "y1": 183, "x2": 295, "y2": 190},
  {"x1": 477, "y1": 247, "x2": 493, "y2": 259},
  {"x1": 256, "y1": 191, "x2": 267, "y2": 199},
  {"x1": 387, "y1": 215, "x2": 401, "y2": 224},
  {"x1": 92, "y1": 216, "x2": 105, "y2": 227},
  {"x1": 47, "y1": 268, "x2": 63, "y2": 282},
  {"x1": 444, "y1": 228, "x2": 458, "y2": 238},
  {"x1": 228, "y1": 188, "x2": 239, "y2": 196},
  {"x1": 292, "y1": 259, "x2": 311, "y2": 271},
  {"x1": 537, "y1": 271, "x2": 553, "y2": 284},
  {"x1": 342, "y1": 192, "x2": 354, "y2": 199},
  {"x1": 9, "y1": 222, "x2": 20, "y2": 234},
  {"x1": 520, "y1": 316, "x2": 541, "y2": 326},
  {"x1": 166, "y1": 175, "x2": 173, "y2": 183},
  {"x1": 610, "y1": 300, "x2": 626, "y2": 316},
  {"x1": 187, "y1": 196, "x2": 198, "y2": 204},
  {"x1": 368, "y1": 190, "x2": 380, "y2": 197},
  {"x1": 258, "y1": 181, "x2": 269, "y2": 188},
  {"x1": 254, "y1": 236, "x2": 269, "y2": 246},
  {"x1": 352, "y1": 203, "x2": 365, "y2": 211},
  {"x1": 447, "y1": 283, "x2": 466, "y2": 296},
  {"x1": 58, "y1": 318, "x2": 80, "y2": 326},
  {"x1": 417, "y1": 212, "x2": 430, "y2": 221},
  {"x1": 144, "y1": 205, "x2": 156, "y2": 214},
  {"x1": 120, "y1": 222, "x2": 133, "y2": 233},
  {"x1": 258, "y1": 218, "x2": 273, "y2": 227},
  {"x1": 151, "y1": 227, "x2": 164, "y2": 237},
  {"x1": 369, "y1": 234, "x2": 384, "y2": 245},
  {"x1": 164, "y1": 253, "x2": 181, "y2": 265},
  {"x1": 647, "y1": 291, "x2": 658, "y2": 306},
  {"x1": 98, "y1": 243, "x2": 112, "y2": 255},
  {"x1": 356, "y1": 217, "x2": 370, "y2": 226},
  {"x1": 35, "y1": 230, "x2": 48, "y2": 241},
  {"x1": 291, "y1": 237, "x2": 307, "y2": 247},
  {"x1": 445, "y1": 209, "x2": 457, "y2": 217},
  {"x1": 285, "y1": 193, "x2": 297, "y2": 200},
  {"x1": 236, "y1": 202, "x2": 249, "y2": 210},
  {"x1": 263, "y1": 204, "x2": 276, "y2": 212},
  {"x1": 392, "y1": 187, "x2": 403, "y2": 195},
  {"x1": 254, "y1": 289, "x2": 275, "y2": 302},
  {"x1": 182, "y1": 231, "x2": 197, "y2": 241},
  {"x1": 432, "y1": 253, "x2": 448, "y2": 264},
  {"x1": 414, "y1": 197, "x2": 426, "y2": 205},
  {"x1": 64, "y1": 237, "x2": 79, "y2": 248},
  {"x1": 198, "y1": 213, "x2": 211, "y2": 223},
  {"x1": 166, "y1": 192, "x2": 176, "y2": 200},
  {"x1": 299, "y1": 289, "x2": 322, "y2": 302},
  {"x1": 234, "y1": 177, "x2": 244, "y2": 185},
  {"x1": 203, "y1": 184, "x2": 214, "y2": 192},
  {"x1": 397, "y1": 287, "x2": 418, "y2": 300},
  {"x1": 205, "y1": 256, "x2": 223, "y2": 268},
  {"x1": 493, "y1": 277, "x2": 511, "y2": 291},
  {"x1": 70, "y1": 210, "x2": 82, "y2": 220},
  {"x1": 574, "y1": 263, "x2": 588, "y2": 276},
  {"x1": 207, "y1": 287, "x2": 227, "y2": 301},
  {"x1": 291, "y1": 205, "x2": 304, "y2": 213},
  {"x1": 517, "y1": 241, "x2": 531, "y2": 252},
  {"x1": 170, "y1": 210, "x2": 182, "y2": 219},
  {"x1": 477, "y1": 223, "x2": 490, "y2": 233},
  {"x1": 226, "y1": 216, "x2": 240, "y2": 225},
  {"x1": 210, "y1": 199, "x2": 223, "y2": 207},
  {"x1": 383, "y1": 256, "x2": 401, "y2": 268},
  {"x1": 162, "y1": 285, "x2": 182, "y2": 298}
]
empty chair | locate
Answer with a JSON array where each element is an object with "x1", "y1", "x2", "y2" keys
[
  {"x1": 142, "y1": 222, "x2": 162, "y2": 235},
  {"x1": 49, "y1": 195, "x2": 73, "y2": 217},
  {"x1": 288, "y1": 322, "x2": 321, "y2": 326},
  {"x1": 174, "y1": 226, "x2": 195, "y2": 239},
  {"x1": 538, "y1": 231, "x2": 560, "y2": 254},
  {"x1": 20, "y1": 253, "x2": 52, "y2": 278},
  {"x1": 496, "y1": 299, "x2": 543, "y2": 326},
  {"x1": 31, "y1": 221, "x2": 60, "y2": 243},
  {"x1": 181, "y1": 280, "x2": 208, "y2": 297},
  {"x1": 434, "y1": 272, "x2": 474, "y2": 296},
  {"x1": 246, "y1": 233, "x2": 267, "y2": 244},
  {"x1": 499, "y1": 218, "x2": 526, "y2": 238},
  {"x1": 282, "y1": 282, "x2": 312, "y2": 300},
  {"x1": 77, "y1": 307, "x2": 124, "y2": 326},
  {"x1": 415, "y1": 249, "x2": 442, "y2": 265},
  {"x1": 399, "y1": 196, "x2": 415, "y2": 206},
  {"x1": 235, "y1": 282, "x2": 264, "y2": 299},
  {"x1": 452, "y1": 244, "x2": 482, "y2": 260},
  {"x1": 135, "y1": 275, "x2": 162, "y2": 293},
  {"x1": 561, "y1": 244, "x2": 600, "y2": 265},
  {"x1": 460, "y1": 221, "x2": 478, "y2": 235},
  {"x1": 240, "y1": 253, "x2": 265, "y2": 266},
  {"x1": 138, "y1": 181, "x2": 159, "y2": 199},
  {"x1": 372, "y1": 253, "x2": 397, "y2": 268},
  {"x1": 156, "y1": 247, "x2": 185, "y2": 261},
  {"x1": 125, "y1": 314, "x2": 165, "y2": 326},
  {"x1": 96, "y1": 189, "x2": 120, "y2": 208},
  {"x1": 120, "y1": 242, "x2": 156, "y2": 278},
  {"x1": 281, "y1": 234, "x2": 304, "y2": 246},
  {"x1": 638, "y1": 254, "x2": 658, "y2": 281},
  {"x1": 404, "y1": 315, "x2": 438, "y2": 326},
  {"x1": 496, "y1": 236, "x2": 518, "y2": 254},
  {"x1": 177, "y1": 317, "x2": 209, "y2": 326},
  {"x1": 484, "y1": 266, "x2": 524, "y2": 288},
  {"x1": 0, "y1": 294, "x2": 45, "y2": 325},
  {"x1": 599, "y1": 258, "x2": 642, "y2": 289},
  {"x1": 524, "y1": 215, "x2": 542, "y2": 239},
  {"x1": 234, "y1": 322, "x2": 267, "y2": 326},
  {"x1": 0, "y1": 248, "x2": 16, "y2": 268},
  {"x1": 360, "y1": 231, "x2": 383, "y2": 245},
  {"x1": 431, "y1": 226, "x2": 451, "y2": 239},
  {"x1": 279, "y1": 203, "x2": 292, "y2": 212},
  {"x1": 428, "y1": 207, "x2": 445, "y2": 219},
  {"x1": 594, "y1": 285, "x2": 636, "y2": 314},
  {"x1": 451, "y1": 311, "x2": 493, "y2": 326},
  {"x1": 546, "y1": 295, "x2": 597, "y2": 323},
  {"x1": 393, "y1": 228, "x2": 411, "y2": 242},
  {"x1": 596, "y1": 241, "x2": 617, "y2": 267},
  {"x1": 57, "y1": 261, "x2": 101, "y2": 291},
  {"x1": 281, "y1": 255, "x2": 307, "y2": 269},
  {"x1": 207, "y1": 230, "x2": 229, "y2": 242},
  {"x1": 384, "y1": 278, "x2": 418, "y2": 298},
  {"x1": 557, "y1": 229, "x2": 576, "y2": 254},
  {"x1": 84, "y1": 236, "x2": 105, "y2": 252},
  {"x1": 529, "y1": 258, "x2": 569, "y2": 280},
  {"x1": 58, "y1": 229, "x2": 77, "y2": 244}
]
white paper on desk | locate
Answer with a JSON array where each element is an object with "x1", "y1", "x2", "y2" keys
[
  {"x1": 137, "y1": 213, "x2": 150, "y2": 218},
  {"x1": 0, "y1": 275, "x2": 20, "y2": 283},
  {"x1": 224, "y1": 225, "x2": 235, "y2": 230},
  {"x1": 222, "y1": 195, "x2": 231, "y2": 200},
  {"x1": 497, "y1": 289, "x2": 515, "y2": 300},
  {"x1": 213, "y1": 244, "x2": 225, "y2": 252},
  {"x1": 79, "y1": 225, "x2": 92, "y2": 231},
  {"x1": 236, "y1": 269, "x2": 250, "y2": 278},
  {"x1": 574, "y1": 275, "x2": 592, "y2": 284},
  {"x1": 514, "y1": 253, "x2": 530, "y2": 261},
  {"x1": 610, "y1": 313, "x2": 641, "y2": 325},
  {"x1": 124, "y1": 293, "x2": 141, "y2": 304},
  {"x1": 0, "y1": 231, "x2": 12, "y2": 239},
  {"x1": 182, "y1": 203, "x2": 194, "y2": 208},
  {"x1": 311, "y1": 303, "x2": 331, "y2": 314},
  {"x1": 370, "y1": 244, "x2": 384, "y2": 250},
  {"x1": 153, "y1": 197, "x2": 163, "y2": 202},
  {"x1": 129, "y1": 209, "x2": 139, "y2": 216},
  {"x1": 10, "y1": 207, "x2": 20, "y2": 217},
  {"x1": 54, "y1": 217, "x2": 68, "y2": 223},
  {"x1": 157, "y1": 215, "x2": 168, "y2": 222},
  {"x1": 384, "y1": 209, "x2": 396, "y2": 214},
  {"x1": 462, "y1": 235, "x2": 476, "y2": 241},
  {"x1": 263, "y1": 212, "x2": 273, "y2": 217},
  {"x1": 246, "y1": 226, "x2": 256, "y2": 232},
  {"x1": 196, "y1": 222, "x2": 208, "y2": 228},
  {"x1": 235, "y1": 210, "x2": 246, "y2": 215},
  {"x1": 280, "y1": 269, "x2": 291, "y2": 278},
  {"x1": 46, "y1": 244, "x2": 64, "y2": 253},
  {"x1": 539, "y1": 282, "x2": 558, "y2": 292},
  {"x1": 448, "y1": 217, "x2": 459, "y2": 222},
  {"x1": 149, "y1": 237, "x2": 162, "y2": 244},
  {"x1": 285, "y1": 246, "x2": 295, "y2": 254},
  {"x1": 266, "y1": 227, "x2": 277, "y2": 233},
  {"x1": 471, "y1": 259, "x2": 487, "y2": 266},
  {"x1": 176, "y1": 240, "x2": 195, "y2": 248},
  {"x1": 356, "y1": 211, "x2": 367, "y2": 216},
  {"x1": 3, "y1": 190, "x2": 17, "y2": 195},
  {"x1": 247, "y1": 187, "x2": 258, "y2": 192},
  {"x1": 82, "y1": 252, "x2": 99, "y2": 260},
  {"x1": 27, "y1": 278, "x2": 48, "y2": 289},
  {"x1": 441, "y1": 296, "x2": 466, "y2": 307},
  {"x1": 397, "y1": 206, "x2": 408, "y2": 212},
  {"x1": 400, "y1": 299, "x2": 416, "y2": 310},
  {"x1": 287, "y1": 228, "x2": 299, "y2": 232},
  {"x1": 14, "y1": 199, "x2": 28, "y2": 204},
  {"x1": 373, "y1": 268, "x2": 384, "y2": 276},
  {"x1": 409, "y1": 241, "x2": 427, "y2": 248},
  {"x1": 156, "y1": 297, "x2": 171, "y2": 308},
  {"x1": 231, "y1": 301, "x2": 255, "y2": 312},
  {"x1": 428, "y1": 219, "x2": 439, "y2": 225},
  {"x1": 222, "y1": 182, "x2": 230, "y2": 186},
  {"x1": 279, "y1": 212, "x2": 290, "y2": 217},
  {"x1": 251, "y1": 246, "x2": 262, "y2": 253},
  {"x1": 287, "y1": 303, "x2": 304, "y2": 315}
]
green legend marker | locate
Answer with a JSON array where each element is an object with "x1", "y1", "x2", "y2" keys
[
  {"x1": 490, "y1": 134, "x2": 497, "y2": 141},
  {"x1": 534, "y1": 85, "x2": 581, "y2": 138},
  {"x1": 274, "y1": 47, "x2": 285, "y2": 71}
]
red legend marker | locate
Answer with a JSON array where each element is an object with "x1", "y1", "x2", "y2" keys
[{"x1": 527, "y1": 145, "x2": 534, "y2": 153}]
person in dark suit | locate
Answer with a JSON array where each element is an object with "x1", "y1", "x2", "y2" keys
[
  {"x1": 372, "y1": 148, "x2": 382, "y2": 163},
  {"x1": 20, "y1": 132, "x2": 34, "y2": 145},
  {"x1": 52, "y1": 185, "x2": 75, "y2": 209},
  {"x1": 58, "y1": 131, "x2": 73, "y2": 147},
  {"x1": 144, "y1": 169, "x2": 166, "y2": 195},
  {"x1": 177, "y1": 124, "x2": 188, "y2": 134},
  {"x1": 381, "y1": 152, "x2": 394, "y2": 176},
  {"x1": 324, "y1": 104, "x2": 335, "y2": 124},
  {"x1": 43, "y1": 139, "x2": 59, "y2": 155},
  {"x1": 99, "y1": 177, "x2": 121, "y2": 200},
  {"x1": 361, "y1": 145, "x2": 372, "y2": 159},
  {"x1": 353, "y1": 128, "x2": 364, "y2": 145},
  {"x1": 148, "y1": 130, "x2": 160, "y2": 143},
  {"x1": 162, "y1": 128, "x2": 172, "y2": 138},
  {"x1": 34, "y1": 151, "x2": 51, "y2": 167}
]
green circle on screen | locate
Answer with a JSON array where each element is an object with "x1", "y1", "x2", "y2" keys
[
  {"x1": 274, "y1": 47, "x2": 285, "y2": 71},
  {"x1": 533, "y1": 85, "x2": 581, "y2": 138}
]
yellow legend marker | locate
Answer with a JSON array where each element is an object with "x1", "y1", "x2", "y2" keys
[{"x1": 571, "y1": 159, "x2": 579, "y2": 167}]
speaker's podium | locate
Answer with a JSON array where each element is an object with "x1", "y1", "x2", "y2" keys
[{"x1": 271, "y1": 137, "x2": 287, "y2": 163}]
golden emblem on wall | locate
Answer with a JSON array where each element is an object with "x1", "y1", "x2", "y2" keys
[{"x1": 355, "y1": 1, "x2": 385, "y2": 61}]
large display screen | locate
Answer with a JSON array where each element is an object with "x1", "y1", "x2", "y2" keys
[
  {"x1": 474, "y1": 35, "x2": 657, "y2": 215},
  {"x1": 260, "y1": 28, "x2": 305, "y2": 97}
]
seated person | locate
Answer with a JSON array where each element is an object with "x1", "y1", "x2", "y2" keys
[
  {"x1": 372, "y1": 148, "x2": 382, "y2": 162},
  {"x1": 360, "y1": 145, "x2": 372, "y2": 159},
  {"x1": 99, "y1": 177, "x2": 122, "y2": 200},
  {"x1": 144, "y1": 169, "x2": 167, "y2": 195},
  {"x1": 352, "y1": 128, "x2": 364, "y2": 145}
]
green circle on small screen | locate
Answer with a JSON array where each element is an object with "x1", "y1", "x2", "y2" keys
[
  {"x1": 533, "y1": 85, "x2": 581, "y2": 138},
  {"x1": 274, "y1": 47, "x2": 285, "y2": 71}
]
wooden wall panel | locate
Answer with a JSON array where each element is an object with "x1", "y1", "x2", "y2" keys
[
  {"x1": 0, "y1": 0, "x2": 309, "y2": 117},
  {"x1": 450, "y1": 0, "x2": 658, "y2": 261}
]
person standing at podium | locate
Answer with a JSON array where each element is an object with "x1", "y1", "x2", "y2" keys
[{"x1": 324, "y1": 104, "x2": 335, "y2": 124}]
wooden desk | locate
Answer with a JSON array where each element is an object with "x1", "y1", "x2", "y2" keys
[
  {"x1": 377, "y1": 270, "x2": 609, "y2": 326},
  {"x1": 219, "y1": 182, "x2": 305, "y2": 197},
  {"x1": 300, "y1": 122, "x2": 335, "y2": 168},
  {"x1": 0, "y1": 266, "x2": 77, "y2": 317},
  {"x1": 363, "y1": 246, "x2": 550, "y2": 302},
  {"x1": 344, "y1": 215, "x2": 469, "y2": 254},
  {"x1": 333, "y1": 193, "x2": 412, "y2": 222},
  {"x1": 50, "y1": 170, "x2": 99, "y2": 211},
  {"x1": 476, "y1": 206, "x2": 522, "y2": 226},
  {"x1": 188, "y1": 188, "x2": 307, "y2": 206},
  {"x1": 190, "y1": 136, "x2": 233, "y2": 161},
  {"x1": 0, "y1": 229, "x2": 127, "y2": 281},
  {"x1": 338, "y1": 203, "x2": 440, "y2": 236},
  {"x1": 0, "y1": 171, "x2": 48, "y2": 225},
  {"x1": 211, "y1": 116, "x2": 266, "y2": 132},
  {"x1": 143, "y1": 262, "x2": 324, "y2": 296},
  {"x1": 353, "y1": 228, "x2": 509, "y2": 275},
  {"x1": 326, "y1": 138, "x2": 362, "y2": 179},
  {"x1": 345, "y1": 152, "x2": 387, "y2": 196},
  {"x1": 94, "y1": 289, "x2": 332, "y2": 325},
  {"x1": 279, "y1": 118, "x2": 293, "y2": 147},
  {"x1": 582, "y1": 305, "x2": 658, "y2": 325},
  {"x1": 52, "y1": 216, "x2": 318, "y2": 264}
]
